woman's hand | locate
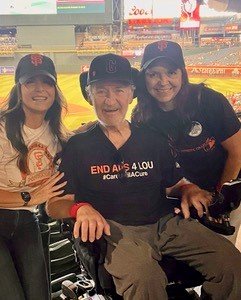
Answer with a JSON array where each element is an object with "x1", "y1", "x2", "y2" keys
[
  {"x1": 30, "y1": 172, "x2": 67, "y2": 206},
  {"x1": 74, "y1": 121, "x2": 97, "y2": 134},
  {"x1": 74, "y1": 205, "x2": 111, "y2": 242}
]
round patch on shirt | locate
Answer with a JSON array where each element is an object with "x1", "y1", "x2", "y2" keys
[{"x1": 188, "y1": 121, "x2": 202, "y2": 137}]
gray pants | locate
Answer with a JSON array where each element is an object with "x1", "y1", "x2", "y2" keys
[{"x1": 104, "y1": 216, "x2": 241, "y2": 300}]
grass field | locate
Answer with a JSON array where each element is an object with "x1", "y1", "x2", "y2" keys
[{"x1": 0, "y1": 74, "x2": 240, "y2": 130}]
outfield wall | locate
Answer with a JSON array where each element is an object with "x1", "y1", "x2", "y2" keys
[
  {"x1": 1, "y1": 53, "x2": 241, "y2": 78},
  {"x1": 186, "y1": 66, "x2": 241, "y2": 78},
  {"x1": 0, "y1": 53, "x2": 87, "y2": 73},
  {"x1": 0, "y1": 54, "x2": 142, "y2": 74}
]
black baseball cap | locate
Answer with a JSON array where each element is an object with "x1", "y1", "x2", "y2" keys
[
  {"x1": 87, "y1": 53, "x2": 134, "y2": 85},
  {"x1": 15, "y1": 54, "x2": 57, "y2": 84},
  {"x1": 80, "y1": 67, "x2": 139, "y2": 103},
  {"x1": 141, "y1": 41, "x2": 185, "y2": 71}
]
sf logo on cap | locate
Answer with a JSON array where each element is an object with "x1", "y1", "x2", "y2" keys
[
  {"x1": 31, "y1": 54, "x2": 43, "y2": 66},
  {"x1": 106, "y1": 59, "x2": 117, "y2": 73},
  {"x1": 157, "y1": 41, "x2": 168, "y2": 52}
]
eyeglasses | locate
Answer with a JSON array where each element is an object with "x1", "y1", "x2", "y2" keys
[{"x1": 113, "y1": 152, "x2": 128, "y2": 183}]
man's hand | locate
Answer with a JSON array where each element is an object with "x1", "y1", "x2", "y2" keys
[
  {"x1": 180, "y1": 184, "x2": 212, "y2": 219},
  {"x1": 74, "y1": 205, "x2": 111, "y2": 242}
]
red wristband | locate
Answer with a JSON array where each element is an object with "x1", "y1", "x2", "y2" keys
[
  {"x1": 216, "y1": 182, "x2": 222, "y2": 193},
  {"x1": 69, "y1": 202, "x2": 92, "y2": 219}
]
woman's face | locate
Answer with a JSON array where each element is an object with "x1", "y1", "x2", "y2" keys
[
  {"x1": 145, "y1": 62, "x2": 183, "y2": 110},
  {"x1": 20, "y1": 75, "x2": 56, "y2": 117}
]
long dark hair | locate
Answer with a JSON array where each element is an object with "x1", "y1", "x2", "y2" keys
[
  {"x1": 0, "y1": 82, "x2": 68, "y2": 173},
  {"x1": 131, "y1": 66, "x2": 204, "y2": 128}
]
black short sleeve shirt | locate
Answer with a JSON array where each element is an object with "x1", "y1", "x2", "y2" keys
[
  {"x1": 152, "y1": 87, "x2": 240, "y2": 190},
  {"x1": 59, "y1": 123, "x2": 181, "y2": 225}
]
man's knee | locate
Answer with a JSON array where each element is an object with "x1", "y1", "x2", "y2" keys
[
  {"x1": 130, "y1": 259, "x2": 167, "y2": 288},
  {"x1": 108, "y1": 257, "x2": 167, "y2": 299},
  {"x1": 105, "y1": 238, "x2": 166, "y2": 286},
  {"x1": 204, "y1": 245, "x2": 241, "y2": 282}
]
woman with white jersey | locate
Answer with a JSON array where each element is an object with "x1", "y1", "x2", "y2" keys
[{"x1": 0, "y1": 54, "x2": 68, "y2": 300}]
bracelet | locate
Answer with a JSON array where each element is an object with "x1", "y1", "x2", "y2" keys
[{"x1": 69, "y1": 202, "x2": 92, "y2": 219}]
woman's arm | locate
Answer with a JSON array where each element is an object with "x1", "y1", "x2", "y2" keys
[
  {"x1": 201, "y1": 88, "x2": 241, "y2": 187},
  {"x1": 45, "y1": 194, "x2": 74, "y2": 219},
  {"x1": 0, "y1": 172, "x2": 66, "y2": 208},
  {"x1": 219, "y1": 129, "x2": 241, "y2": 187},
  {"x1": 0, "y1": 189, "x2": 26, "y2": 208}
]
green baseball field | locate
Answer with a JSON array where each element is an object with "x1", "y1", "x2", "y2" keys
[{"x1": 0, "y1": 74, "x2": 240, "y2": 130}]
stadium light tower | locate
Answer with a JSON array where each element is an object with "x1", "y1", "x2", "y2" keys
[
  {"x1": 112, "y1": 0, "x2": 124, "y2": 45},
  {"x1": 112, "y1": 0, "x2": 122, "y2": 21}
]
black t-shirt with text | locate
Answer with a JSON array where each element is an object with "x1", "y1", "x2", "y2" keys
[
  {"x1": 59, "y1": 123, "x2": 181, "y2": 226},
  {"x1": 149, "y1": 87, "x2": 240, "y2": 191}
]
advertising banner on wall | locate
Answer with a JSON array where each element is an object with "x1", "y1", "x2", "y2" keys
[
  {"x1": 225, "y1": 24, "x2": 241, "y2": 34},
  {"x1": 200, "y1": 24, "x2": 224, "y2": 35},
  {"x1": 57, "y1": 0, "x2": 105, "y2": 14},
  {"x1": 152, "y1": 0, "x2": 181, "y2": 18},
  {"x1": 124, "y1": 0, "x2": 181, "y2": 20},
  {"x1": 124, "y1": 0, "x2": 200, "y2": 28},
  {"x1": 0, "y1": 0, "x2": 105, "y2": 15},
  {"x1": 187, "y1": 66, "x2": 241, "y2": 77},
  {"x1": 0, "y1": 66, "x2": 15, "y2": 74},
  {"x1": 124, "y1": 0, "x2": 152, "y2": 20},
  {"x1": 180, "y1": 0, "x2": 200, "y2": 29}
]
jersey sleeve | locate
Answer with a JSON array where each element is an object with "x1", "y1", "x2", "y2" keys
[{"x1": 201, "y1": 88, "x2": 240, "y2": 143}]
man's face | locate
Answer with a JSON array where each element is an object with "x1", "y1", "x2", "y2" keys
[{"x1": 88, "y1": 81, "x2": 134, "y2": 127}]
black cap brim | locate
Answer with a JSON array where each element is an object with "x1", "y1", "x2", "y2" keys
[
  {"x1": 87, "y1": 76, "x2": 134, "y2": 86},
  {"x1": 141, "y1": 56, "x2": 182, "y2": 72},
  {"x1": 79, "y1": 71, "x2": 89, "y2": 101},
  {"x1": 79, "y1": 68, "x2": 138, "y2": 103},
  {"x1": 18, "y1": 70, "x2": 56, "y2": 84}
]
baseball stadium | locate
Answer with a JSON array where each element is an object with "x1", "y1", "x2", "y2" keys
[
  {"x1": 0, "y1": 0, "x2": 241, "y2": 299},
  {"x1": 1, "y1": 0, "x2": 241, "y2": 130}
]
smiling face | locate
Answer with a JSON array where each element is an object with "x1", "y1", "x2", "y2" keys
[
  {"x1": 145, "y1": 61, "x2": 183, "y2": 110},
  {"x1": 20, "y1": 75, "x2": 56, "y2": 118},
  {"x1": 88, "y1": 80, "x2": 134, "y2": 128}
]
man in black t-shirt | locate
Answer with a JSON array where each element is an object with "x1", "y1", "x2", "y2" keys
[{"x1": 47, "y1": 54, "x2": 241, "y2": 300}]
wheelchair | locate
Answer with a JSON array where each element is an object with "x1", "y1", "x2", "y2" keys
[{"x1": 60, "y1": 178, "x2": 241, "y2": 300}]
